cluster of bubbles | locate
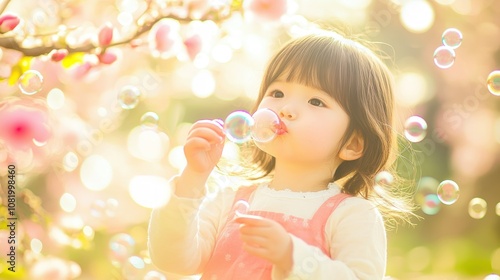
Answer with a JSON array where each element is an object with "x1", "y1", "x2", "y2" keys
[
  {"x1": 108, "y1": 233, "x2": 167, "y2": 279},
  {"x1": 433, "y1": 28, "x2": 463, "y2": 69},
  {"x1": 224, "y1": 108, "x2": 282, "y2": 144},
  {"x1": 404, "y1": 115, "x2": 428, "y2": 143},
  {"x1": 18, "y1": 69, "x2": 44, "y2": 95}
]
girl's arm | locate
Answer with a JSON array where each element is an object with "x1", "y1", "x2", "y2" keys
[
  {"x1": 273, "y1": 197, "x2": 386, "y2": 280},
  {"x1": 148, "y1": 175, "x2": 235, "y2": 275}
]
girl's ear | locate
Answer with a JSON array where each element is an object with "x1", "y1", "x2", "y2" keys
[{"x1": 339, "y1": 131, "x2": 364, "y2": 161}]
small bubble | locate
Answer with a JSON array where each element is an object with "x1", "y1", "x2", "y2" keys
[
  {"x1": 224, "y1": 111, "x2": 254, "y2": 143},
  {"x1": 90, "y1": 199, "x2": 106, "y2": 218},
  {"x1": 105, "y1": 198, "x2": 119, "y2": 217},
  {"x1": 404, "y1": 116, "x2": 427, "y2": 142},
  {"x1": 118, "y1": 85, "x2": 141, "y2": 109},
  {"x1": 433, "y1": 46, "x2": 456, "y2": 69},
  {"x1": 468, "y1": 197, "x2": 487, "y2": 219},
  {"x1": 415, "y1": 177, "x2": 439, "y2": 205},
  {"x1": 18, "y1": 70, "x2": 44, "y2": 95},
  {"x1": 140, "y1": 112, "x2": 159, "y2": 128},
  {"x1": 251, "y1": 108, "x2": 280, "y2": 143},
  {"x1": 109, "y1": 233, "x2": 136, "y2": 265},
  {"x1": 437, "y1": 180, "x2": 460, "y2": 205},
  {"x1": 422, "y1": 194, "x2": 441, "y2": 215},
  {"x1": 442, "y1": 28, "x2": 463, "y2": 49},
  {"x1": 487, "y1": 70, "x2": 500, "y2": 96},
  {"x1": 122, "y1": 256, "x2": 144, "y2": 278},
  {"x1": 374, "y1": 171, "x2": 394, "y2": 186},
  {"x1": 234, "y1": 200, "x2": 250, "y2": 217}
]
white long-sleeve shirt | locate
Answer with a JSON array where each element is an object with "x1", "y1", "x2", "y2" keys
[{"x1": 148, "y1": 177, "x2": 387, "y2": 279}]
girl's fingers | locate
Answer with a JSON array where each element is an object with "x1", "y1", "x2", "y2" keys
[
  {"x1": 234, "y1": 215, "x2": 266, "y2": 226},
  {"x1": 242, "y1": 243, "x2": 268, "y2": 258},
  {"x1": 189, "y1": 120, "x2": 225, "y2": 138},
  {"x1": 187, "y1": 127, "x2": 224, "y2": 145}
]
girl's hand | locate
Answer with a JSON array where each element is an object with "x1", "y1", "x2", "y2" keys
[
  {"x1": 235, "y1": 215, "x2": 293, "y2": 273},
  {"x1": 183, "y1": 119, "x2": 226, "y2": 174}
]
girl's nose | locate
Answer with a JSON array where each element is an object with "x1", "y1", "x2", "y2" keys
[{"x1": 279, "y1": 106, "x2": 296, "y2": 120}]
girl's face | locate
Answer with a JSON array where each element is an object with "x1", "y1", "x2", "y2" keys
[{"x1": 255, "y1": 80, "x2": 350, "y2": 168}]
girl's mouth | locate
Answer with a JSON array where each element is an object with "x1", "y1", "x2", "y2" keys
[{"x1": 274, "y1": 118, "x2": 287, "y2": 135}]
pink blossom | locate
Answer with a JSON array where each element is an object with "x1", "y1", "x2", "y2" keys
[
  {"x1": 155, "y1": 23, "x2": 175, "y2": 53},
  {"x1": 0, "y1": 97, "x2": 51, "y2": 151},
  {"x1": 244, "y1": 0, "x2": 287, "y2": 21},
  {"x1": 98, "y1": 51, "x2": 117, "y2": 64},
  {"x1": 184, "y1": 34, "x2": 202, "y2": 60},
  {"x1": 98, "y1": 22, "x2": 113, "y2": 46},
  {"x1": 0, "y1": 13, "x2": 20, "y2": 33},
  {"x1": 49, "y1": 49, "x2": 69, "y2": 62}
]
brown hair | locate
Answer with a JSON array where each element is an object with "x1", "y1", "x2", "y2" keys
[{"x1": 229, "y1": 31, "x2": 415, "y2": 225}]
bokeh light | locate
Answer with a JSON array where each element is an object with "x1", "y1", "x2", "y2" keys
[
  {"x1": 400, "y1": 0, "x2": 435, "y2": 33},
  {"x1": 128, "y1": 175, "x2": 172, "y2": 208},
  {"x1": 80, "y1": 155, "x2": 113, "y2": 191}
]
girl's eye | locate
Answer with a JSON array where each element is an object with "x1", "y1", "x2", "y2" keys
[
  {"x1": 270, "y1": 90, "x2": 284, "y2": 98},
  {"x1": 308, "y1": 98, "x2": 325, "y2": 107}
]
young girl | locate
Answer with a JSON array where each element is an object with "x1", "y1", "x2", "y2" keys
[{"x1": 148, "y1": 30, "x2": 414, "y2": 279}]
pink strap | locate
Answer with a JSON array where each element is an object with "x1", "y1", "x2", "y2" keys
[{"x1": 310, "y1": 192, "x2": 351, "y2": 225}]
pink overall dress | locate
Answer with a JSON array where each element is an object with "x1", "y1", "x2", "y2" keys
[{"x1": 201, "y1": 185, "x2": 351, "y2": 280}]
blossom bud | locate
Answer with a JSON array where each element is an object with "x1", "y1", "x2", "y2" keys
[
  {"x1": 98, "y1": 22, "x2": 113, "y2": 46},
  {"x1": 0, "y1": 13, "x2": 20, "y2": 34}
]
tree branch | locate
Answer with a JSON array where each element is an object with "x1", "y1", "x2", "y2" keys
[{"x1": 0, "y1": 5, "x2": 239, "y2": 57}]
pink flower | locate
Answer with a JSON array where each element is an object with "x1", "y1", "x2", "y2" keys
[
  {"x1": 184, "y1": 34, "x2": 202, "y2": 60},
  {"x1": 0, "y1": 13, "x2": 20, "y2": 33},
  {"x1": 97, "y1": 51, "x2": 117, "y2": 64},
  {"x1": 244, "y1": 0, "x2": 287, "y2": 21},
  {"x1": 98, "y1": 22, "x2": 113, "y2": 46},
  {"x1": 0, "y1": 97, "x2": 51, "y2": 151},
  {"x1": 155, "y1": 23, "x2": 175, "y2": 53},
  {"x1": 49, "y1": 49, "x2": 69, "y2": 62}
]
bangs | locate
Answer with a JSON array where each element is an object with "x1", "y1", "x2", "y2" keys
[{"x1": 261, "y1": 35, "x2": 351, "y2": 109}]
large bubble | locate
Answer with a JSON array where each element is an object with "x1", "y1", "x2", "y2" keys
[
  {"x1": 251, "y1": 108, "x2": 280, "y2": 143},
  {"x1": 224, "y1": 111, "x2": 254, "y2": 143}
]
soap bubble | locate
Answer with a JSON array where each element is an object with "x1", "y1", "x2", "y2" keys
[
  {"x1": 140, "y1": 112, "x2": 160, "y2": 128},
  {"x1": 118, "y1": 85, "x2": 141, "y2": 109},
  {"x1": 487, "y1": 70, "x2": 500, "y2": 96},
  {"x1": 442, "y1": 28, "x2": 463, "y2": 49},
  {"x1": 422, "y1": 194, "x2": 441, "y2": 215},
  {"x1": 433, "y1": 46, "x2": 455, "y2": 69},
  {"x1": 375, "y1": 171, "x2": 394, "y2": 186},
  {"x1": 234, "y1": 200, "x2": 250, "y2": 217},
  {"x1": 404, "y1": 116, "x2": 427, "y2": 142},
  {"x1": 468, "y1": 197, "x2": 487, "y2": 219},
  {"x1": 251, "y1": 108, "x2": 280, "y2": 143},
  {"x1": 109, "y1": 233, "x2": 135, "y2": 265},
  {"x1": 224, "y1": 111, "x2": 254, "y2": 143},
  {"x1": 122, "y1": 256, "x2": 145, "y2": 278},
  {"x1": 18, "y1": 70, "x2": 44, "y2": 95},
  {"x1": 437, "y1": 180, "x2": 460, "y2": 205}
]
